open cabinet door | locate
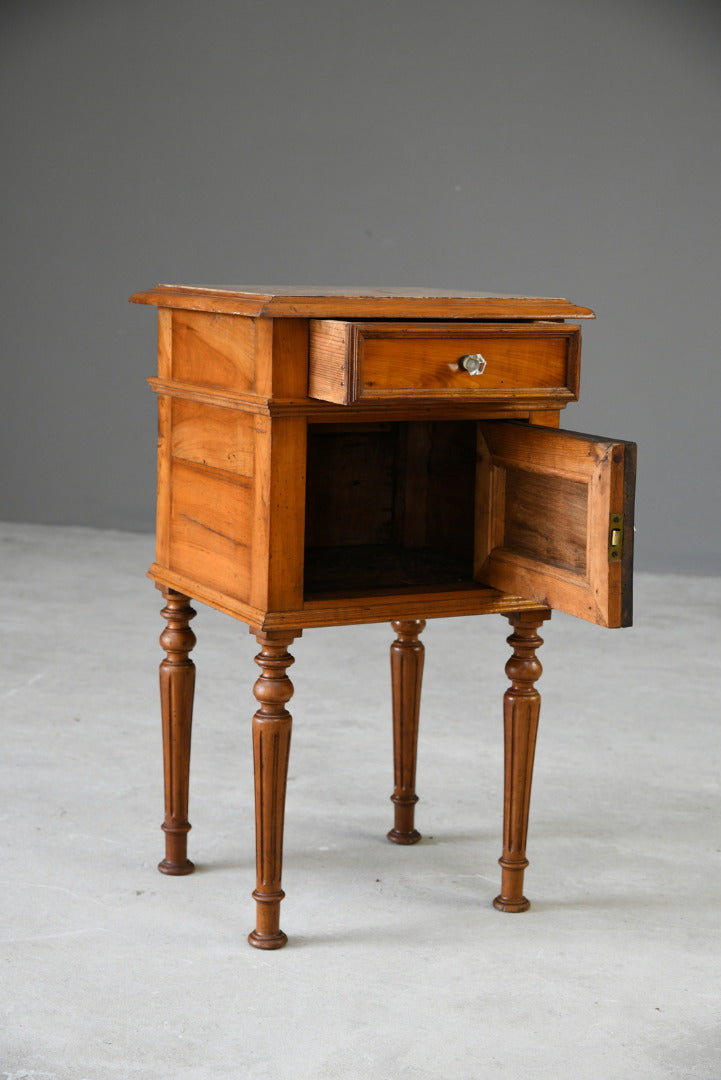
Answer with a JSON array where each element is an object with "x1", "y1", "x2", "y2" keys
[{"x1": 476, "y1": 422, "x2": 636, "y2": 627}]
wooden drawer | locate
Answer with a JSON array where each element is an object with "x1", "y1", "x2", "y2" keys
[{"x1": 308, "y1": 321, "x2": 581, "y2": 406}]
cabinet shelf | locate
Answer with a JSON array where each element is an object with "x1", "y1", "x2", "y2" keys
[{"x1": 303, "y1": 543, "x2": 474, "y2": 597}]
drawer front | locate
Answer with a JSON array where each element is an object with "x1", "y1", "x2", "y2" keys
[{"x1": 309, "y1": 321, "x2": 580, "y2": 406}]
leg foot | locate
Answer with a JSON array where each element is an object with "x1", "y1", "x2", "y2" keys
[
  {"x1": 248, "y1": 888, "x2": 289, "y2": 950},
  {"x1": 158, "y1": 588, "x2": 196, "y2": 876},
  {"x1": 388, "y1": 618, "x2": 425, "y2": 845},
  {"x1": 493, "y1": 611, "x2": 549, "y2": 912},
  {"x1": 248, "y1": 630, "x2": 299, "y2": 950}
]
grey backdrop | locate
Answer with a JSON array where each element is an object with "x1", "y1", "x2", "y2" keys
[{"x1": 2, "y1": 0, "x2": 720, "y2": 573}]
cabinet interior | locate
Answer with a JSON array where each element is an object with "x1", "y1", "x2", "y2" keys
[{"x1": 303, "y1": 420, "x2": 479, "y2": 597}]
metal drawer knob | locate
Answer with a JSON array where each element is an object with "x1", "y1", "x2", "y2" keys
[{"x1": 460, "y1": 353, "x2": 487, "y2": 375}]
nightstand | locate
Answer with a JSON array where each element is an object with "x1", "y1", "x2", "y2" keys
[{"x1": 130, "y1": 285, "x2": 636, "y2": 949}]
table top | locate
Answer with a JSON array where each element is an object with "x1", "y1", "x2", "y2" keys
[{"x1": 130, "y1": 284, "x2": 595, "y2": 320}]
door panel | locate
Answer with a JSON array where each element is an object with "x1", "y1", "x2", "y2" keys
[{"x1": 476, "y1": 422, "x2": 636, "y2": 627}]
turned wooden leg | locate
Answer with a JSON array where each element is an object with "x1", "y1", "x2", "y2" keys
[
  {"x1": 158, "y1": 588, "x2": 197, "y2": 876},
  {"x1": 388, "y1": 618, "x2": 426, "y2": 845},
  {"x1": 494, "y1": 611, "x2": 550, "y2": 912},
  {"x1": 248, "y1": 630, "x2": 299, "y2": 950}
]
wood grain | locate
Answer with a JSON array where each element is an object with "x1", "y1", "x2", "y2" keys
[
  {"x1": 133, "y1": 286, "x2": 636, "y2": 949},
  {"x1": 158, "y1": 588, "x2": 197, "y2": 876},
  {"x1": 131, "y1": 284, "x2": 596, "y2": 320},
  {"x1": 248, "y1": 630, "x2": 299, "y2": 950},
  {"x1": 171, "y1": 400, "x2": 255, "y2": 477},
  {"x1": 250, "y1": 416, "x2": 306, "y2": 613},
  {"x1": 155, "y1": 394, "x2": 172, "y2": 566},
  {"x1": 493, "y1": 611, "x2": 551, "y2": 912},
  {"x1": 309, "y1": 321, "x2": 581, "y2": 406},
  {"x1": 168, "y1": 459, "x2": 253, "y2": 602},
  {"x1": 171, "y1": 309, "x2": 256, "y2": 391},
  {"x1": 388, "y1": 619, "x2": 426, "y2": 845},
  {"x1": 147, "y1": 561, "x2": 545, "y2": 629},
  {"x1": 476, "y1": 422, "x2": 635, "y2": 627}
]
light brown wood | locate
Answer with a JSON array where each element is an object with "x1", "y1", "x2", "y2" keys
[
  {"x1": 476, "y1": 421, "x2": 635, "y2": 627},
  {"x1": 130, "y1": 284, "x2": 596, "y2": 320},
  {"x1": 155, "y1": 393, "x2": 172, "y2": 567},
  {"x1": 253, "y1": 317, "x2": 310, "y2": 400},
  {"x1": 388, "y1": 619, "x2": 426, "y2": 844},
  {"x1": 147, "y1": 374, "x2": 565, "y2": 423},
  {"x1": 250, "y1": 416, "x2": 307, "y2": 612},
  {"x1": 167, "y1": 458, "x2": 253, "y2": 601},
  {"x1": 133, "y1": 284, "x2": 635, "y2": 947},
  {"x1": 171, "y1": 399, "x2": 255, "y2": 477},
  {"x1": 494, "y1": 611, "x2": 550, "y2": 912},
  {"x1": 147, "y1": 561, "x2": 546, "y2": 629},
  {"x1": 157, "y1": 307, "x2": 172, "y2": 379},
  {"x1": 527, "y1": 409, "x2": 561, "y2": 428},
  {"x1": 248, "y1": 630, "x2": 299, "y2": 950},
  {"x1": 158, "y1": 588, "x2": 197, "y2": 876},
  {"x1": 169, "y1": 309, "x2": 256, "y2": 392},
  {"x1": 309, "y1": 321, "x2": 580, "y2": 406}
]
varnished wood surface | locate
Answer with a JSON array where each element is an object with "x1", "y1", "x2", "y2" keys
[
  {"x1": 171, "y1": 399, "x2": 255, "y2": 477},
  {"x1": 170, "y1": 309, "x2": 256, "y2": 392},
  {"x1": 136, "y1": 285, "x2": 635, "y2": 947},
  {"x1": 148, "y1": 375, "x2": 567, "y2": 422},
  {"x1": 158, "y1": 588, "x2": 197, "y2": 876},
  {"x1": 148, "y1": 560, "x2": 546, "y2": 629},
  {"x1": 309, "y1": 321, "x2": 580, "y2": 406},
  {"x1": 476, "y1": 421, "x2": 636, "y2": 627},
  {"x1": 248, "y1": 631, "x2": 299, "y2": 949},
  {"x1": 130, "y1": 284, "x2": 595, "y2": 320},
  {"x1": 167, "y1": 457, "x2": 253, "y2": 601},
  {"x1": 388, "y1": 619, "x2": 426, "y2": 844},
  {"x1": 493, "y1": 612, "x2": 550, "y2": 912}
]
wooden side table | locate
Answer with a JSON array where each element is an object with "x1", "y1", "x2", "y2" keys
[{"x1": 130, "y1": 285, "x2": 636, "y2": 949}]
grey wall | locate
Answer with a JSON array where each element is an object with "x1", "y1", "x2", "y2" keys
[{"x1": 2, "y1": 0, "x2": 720, "y2": 573}]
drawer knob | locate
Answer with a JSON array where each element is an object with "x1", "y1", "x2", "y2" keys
[{"x1": 460, "y1": 353, "x2": 487, "y2": 375}]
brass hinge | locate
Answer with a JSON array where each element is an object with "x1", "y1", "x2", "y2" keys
[{"x1": 609, "y1": 513, "x2": 624, "y2": 561}]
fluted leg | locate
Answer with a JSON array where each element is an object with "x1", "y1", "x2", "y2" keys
[
  {"x1": 388, "y1": 618, "x2": 426, "y2": 845},
  {"x1": 494, "y1": 611, "x2": 550, "y2": 912},
  {"x1": 158, "y1": 588, "x2": 197, "y2": 876},
  {"x1": 248, "y1": 630, "x2": 298, "y2": 950}
]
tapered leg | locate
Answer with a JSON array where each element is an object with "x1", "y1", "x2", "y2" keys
[
  {"x1": 388, "y1": 618, "x2": 426, "y2": 845},
  {"x1": 158, "y1": 588, "x2": 197, "y2": 876},
  {"x1": 248, "y1": 630, "x2": 299, "y2": 950},
  {"x1": 494, "y1": 611, "x2": 550, "y2": 912}
]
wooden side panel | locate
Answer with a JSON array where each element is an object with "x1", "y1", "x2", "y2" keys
[
  {"x1": 475, "y1": 422, "x2": 635, "y2": 627},
  {"x1": 308, "y1": 321, "x2": 352, "y2": 403},
  {"x1": 171, "y1": 400, "x2": 255, "y2": 477},
  {"x1": 255, "y1": 318, "x2": 310, "y2": 399},
  {"x1": 168, "y1": 459, "x2": 253, "y2": 601},
  {"x1": 155, "y1": 393, "x2": 172, "y2": 565},
  {"x1": 157, "y1": 308, "x2": 172, "y2": 379},
  {"x1": 251, "y1": 416, "x2": 307, "y2": 613},
  {"x1": 171, "y1": 310, "x2": 256, "y2": 391}
]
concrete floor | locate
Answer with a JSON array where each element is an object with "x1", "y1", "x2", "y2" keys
[{"x1": 1, "y1": 521, "x2": 720, "y2": 1079}]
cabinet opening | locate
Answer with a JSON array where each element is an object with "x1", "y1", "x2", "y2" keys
[{"x1": 304, "y1": 420, "x2": 478, "y2": 596}]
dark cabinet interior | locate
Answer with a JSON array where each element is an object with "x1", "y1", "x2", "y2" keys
[{"x1": 303, "y1": 420, "x2": 479, "y2": 597}]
